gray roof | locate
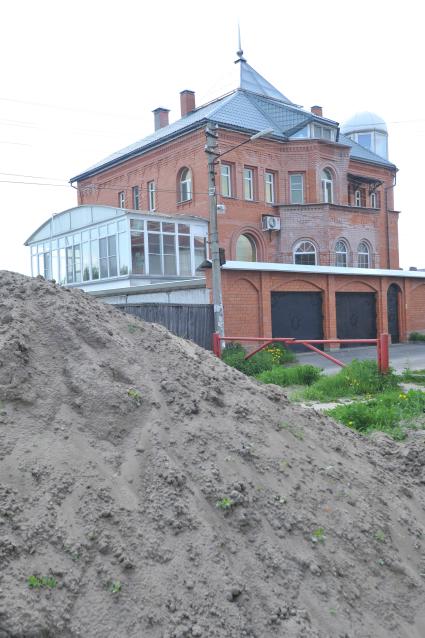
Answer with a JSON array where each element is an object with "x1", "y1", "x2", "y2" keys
[
  {"x1": 71, "y1": 58, "x2": 396, "y2": 182},
  {"x1": 239, "y1": 60, "x2": 293, "y2": 103}
]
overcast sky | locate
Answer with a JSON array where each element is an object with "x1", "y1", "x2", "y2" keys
[{"x1": 1, "y1": 0, "x2": 424, "y2": 275}]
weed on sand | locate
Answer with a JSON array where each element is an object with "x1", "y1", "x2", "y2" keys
[{"x1": 27, "y1": 575, "x2": 57, "y2": 590}]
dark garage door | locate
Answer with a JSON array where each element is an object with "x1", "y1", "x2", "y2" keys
[
  {"x1": 336, "y1": 292, "x2": 377, "y2": 345},
  {"x1": 271, "y1": 292, "x2": 323, "y2": 350}
]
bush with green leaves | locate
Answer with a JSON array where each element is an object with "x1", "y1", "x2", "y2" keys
[
  {"x1": 409, "y1": 332, "x2": 425, "y2": 342},
  {"x1": 256, "y1": 364, "x2": 322, "y2": 387},
  {"x1": 300, "y1": 360, "x2": 400, "y2": 402},
  {"x1": 221, "y1": 342, "x2": 295, "y2": 376},
  {"x1": 327, "y1": 389, "x2": 425, "y2": 440}
]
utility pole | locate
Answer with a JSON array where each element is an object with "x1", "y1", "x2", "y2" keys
[{"x1": 205, "y1": 124, "x2": 225, "y2": 336}]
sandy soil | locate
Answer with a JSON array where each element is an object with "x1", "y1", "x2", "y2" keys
[{"x1": 1, "y1": 270, "x2": 425, "y2": 638}]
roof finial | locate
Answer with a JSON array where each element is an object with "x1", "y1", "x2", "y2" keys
[{"x1": 235, "y1": 22, "x2": 246, "y2": 62}]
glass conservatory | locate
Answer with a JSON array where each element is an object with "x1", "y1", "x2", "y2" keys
[{"x1": 25, "y1": 205, "x2": 208, "y2": 292}]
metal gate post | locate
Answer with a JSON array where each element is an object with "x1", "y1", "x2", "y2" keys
[
  {"x1": 379, "y1": 333, "x2": 390, "y2": 373},
  {"x1": 212, "y1": 332, "x2": 221, "y2": 357}
]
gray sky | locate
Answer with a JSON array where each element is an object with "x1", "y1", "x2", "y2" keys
[{"x1": 1, "y1": 0, "x2": 424, "y2": 275}]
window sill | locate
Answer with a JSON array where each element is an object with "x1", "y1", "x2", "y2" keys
[{"x1": 177, "y1": 199, "x2": 193, "y2": 206}]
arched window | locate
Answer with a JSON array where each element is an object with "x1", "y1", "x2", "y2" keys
[
  {"x1": 236, "y1": 234, "x2": 257, "y2": 262},
  {"x1": 321, "y1": 169, "x2": 333, "y2": 203},
  {"x1": 370, "y1": 192, "x2": 377, "y2": 208},
  {"x1": 335, "y1": 240, "x2": 348, "y2": 267},
  {"x1": 179, "y1": 168, "x2": 192, "y2": 202},
  {"x1": 354, "y1": 190, "x2": 361, "y2": 207},
  {"x1": 294, "y1": 240, "x2": 317, "y2": 265},
  {"x1": 358, "y1": 241, "x2": 370, "y2": 268}
]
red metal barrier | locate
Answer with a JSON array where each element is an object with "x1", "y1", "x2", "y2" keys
[{"x1": 212, "y1": 333, "x2": 390, "y2": 374}]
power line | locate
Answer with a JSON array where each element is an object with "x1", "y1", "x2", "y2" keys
[
  {"x1": 0, "y1": 180, "x2": 73, "y2": 187},
  {"x1": 0, "y1": 172, "x2": 68, "y2": 181},
  {"x1": 0, "y1": 179, "x2": 210, "y2": 196},
  {"x1": 0, "y1": 140, "x2": 31, "y2": 146},
  {"x1": 0, "y1": 96, "x2": 142, "y2": 120}
]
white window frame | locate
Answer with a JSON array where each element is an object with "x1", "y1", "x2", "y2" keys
[
  {"x1": 243, "y1": 167, "x2": 254, "y2": 201},
  {"x1": 290, "y1": 173, "x2": 304, "y2": 204},
  {"x1": 118, "y1": 191, "x2": 125, "y2": 208},
  {"x1": 370, "y1": 192, "x2": 377, "y2": 208},
  {"x1": 221, "y1": 163, "x2": 232, "y2": 197},
  {"x1": 354, "y1": 189, "x2": 361, "y2": 207},
  {"x1": 312, "y1": 124, "x2": 335, "y2": 141},
  {"x1": 293, "y1": 240, "x2": 317, "y2": 265},
  {"x1": 148, "y1": 181, "x2": 156, "y2": 211},
  {"x1": 179, "y1": 168, "x2": 192, "y2": 202},
  {"x1": 265, "y1": 171, "x2": 275, "y2": 204},
  {"x1": 357, "y1": 241, "x2": 370, "y2": 268},
  {"x1": 335, "y1": 240, "x2": 348, "y2": 267},
  {"x1": 321, "y1": 169, "x2": 333, "y2": 204},
  {"x1": 132, "y1": 186, "x2": 140, "y2": 210}
]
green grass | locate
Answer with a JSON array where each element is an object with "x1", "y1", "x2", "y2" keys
[
  {"x1": 221, "y1": 342, "x2": 296, "y2": 376},
  {"x1": 327, "y1": 389, "x2": 425, "y2": 440},
  {"x1": 256, "y1": 364, "x2": 322, "y2": 387},
  {"x1": 299, "y1": 360, "x2": 400, "y2": 402},
  {"x1": 400, "y1": 368, "x2": 425, "y2": 385}
]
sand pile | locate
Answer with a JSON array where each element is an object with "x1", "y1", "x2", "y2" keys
[{"x1": 1, "y1": 270, "x2": 425, "y2": 638}]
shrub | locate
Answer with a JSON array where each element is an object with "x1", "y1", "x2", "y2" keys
[
  {"x1": 409, "y1": 332, "x2": 425, "y2": 342},
  {"x1": 301, "y1": 360, "x2": 400, "y2": 402},
  {"x1": 256, "y1": 364, "x2": 322, "y2": 387},
  {"x1": 327, "y1": 389, "x2": 425, "y2": 440},
  {"x1": 221, "y1": 342, "x2": 295, "y2": 376}
]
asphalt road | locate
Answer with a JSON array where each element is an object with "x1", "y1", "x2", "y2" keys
[{"x1": 295, "y1": 343, "x2": 425, "y2": 374}]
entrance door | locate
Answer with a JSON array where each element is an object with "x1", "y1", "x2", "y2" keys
[
  {"x1": 271, "y1": 292, "x2": 323, "y2": 350},
  {"x1": 387, "y1": 284, "x2": 400, "y2": 343},
  {"x1": 336, "y1": 292, "x2": 377, "y2": 345}
]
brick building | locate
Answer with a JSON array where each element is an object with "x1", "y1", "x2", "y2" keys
[{"x1": 28, "y1": 49, "x2": 425, "y2": 344}]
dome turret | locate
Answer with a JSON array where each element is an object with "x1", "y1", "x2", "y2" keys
[{"x1": 341, "y1": 111, "x2": 388, "y2": 159}]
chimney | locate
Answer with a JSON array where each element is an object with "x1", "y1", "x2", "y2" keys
[
  {"x1": 153, "y1": 107, "x2": 170, "y2": 131},
  {"x1": 180, "y1": 90, "x2": 196, "y2": 117},
  {"x1": 311, "y1": 105, "x2": 323, "y2": 117}
]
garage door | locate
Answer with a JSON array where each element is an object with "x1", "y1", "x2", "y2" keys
[
  {"x1": 271, "y1": 292, "x2": 323, "y2": 350},
  {"x1": 336, "y1": 292, "x2": 376, "y2": 344}
]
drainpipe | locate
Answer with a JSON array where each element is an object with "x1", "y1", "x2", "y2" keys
[{"x1": 384, "y1": 172, "x2": 397, "y2": 269}]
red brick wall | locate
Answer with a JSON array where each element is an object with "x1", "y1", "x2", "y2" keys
[
  {"x1": 406, "y1": 282, "x2": 425, "y2": 335},
  {"x1": 208, "y1": 269, "x2": 425, "y2": 342},
  {"x1": 77, "y1": 127, "x2": 399, "y2": 269}
]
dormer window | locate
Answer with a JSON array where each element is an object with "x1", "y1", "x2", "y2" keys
[{"x1": 312, "y1": 124, "x2": 335, "y2": 141}]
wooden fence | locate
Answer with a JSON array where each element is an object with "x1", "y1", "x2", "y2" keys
[{"x1": 116, "y1": 303, "x2": 214, "y2": 350}]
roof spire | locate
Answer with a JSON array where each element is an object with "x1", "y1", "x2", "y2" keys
[{"x1": 235, "y1": 22, "x2": 246, "y2": 62}]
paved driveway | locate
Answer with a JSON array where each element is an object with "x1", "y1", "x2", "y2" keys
[{"x1": 296, "y1": 343, "x2": 425, "y2": 375}]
